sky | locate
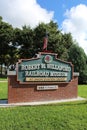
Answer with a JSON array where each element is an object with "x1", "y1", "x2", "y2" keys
[{"x1": 0, "y1": 0, "x2": 87, "y2": 55}]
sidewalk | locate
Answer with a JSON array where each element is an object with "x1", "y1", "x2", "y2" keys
[
  {"x1": 0, "y1": 80, "x2": 7, "y2": 82},
  {"x1": 0, "y1": 97, "x2": 86, "y2": 107}
]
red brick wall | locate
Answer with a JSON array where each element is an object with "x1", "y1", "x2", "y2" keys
[{"x1": 8, "y1": 75, "x2": 78, "y2": 103}]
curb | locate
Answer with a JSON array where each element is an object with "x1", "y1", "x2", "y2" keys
[{"x1": 0, "y1": 97, "x2": 86, "y2": 107}]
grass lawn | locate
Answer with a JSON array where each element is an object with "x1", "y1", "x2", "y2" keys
[
  {"x1": 78, "y1": 85, "x2": 87, "y2": 98},
  {"x1": 0, "y1": 101, "x2": 87, "y2": 130},
  {"x1": 0, "y1": 82, "x2": 87, "y2": 130},
  {"x1": 0, "y1": 82, "x2": 8, "y2": 99}
]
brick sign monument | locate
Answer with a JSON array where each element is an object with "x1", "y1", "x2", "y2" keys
[{"x1": 8, "y1": 52, "x2": 79, "y2": 103}]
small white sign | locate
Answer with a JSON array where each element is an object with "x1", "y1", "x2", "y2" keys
[{"x1": 37, "y1": 85, "x2": 58, "y2": 90}]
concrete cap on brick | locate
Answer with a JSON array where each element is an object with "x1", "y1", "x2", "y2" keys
[
  {"x1": 73, "y1": 72, "x2": 79, "y2": 76},
  {"x1": 7, "y1": 71, "x2": 16, "y2": 75}
]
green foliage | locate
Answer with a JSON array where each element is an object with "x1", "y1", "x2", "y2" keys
[
  {"x1": 68, "y1": 44, "x2": 87, "y2": 84},
  {"x1": 13, "y1": 26, "x2": 34, "y2": 58},
  {"x1": 0, "y1": 17, "x2": 14, "y2": 74},
  {"x1": 33, "y1": 22, "x2": 47, "y2": 52},
  {"x1": 58, "y1": 33, "x2": 73, "y2": 60},
  {"x1": 0, "y1": 101, "x2": 87, "y2": 130},
  {"x1": 0, "y1": 18, "x2": 13, "y2": 55},
  {"x1": 33, "y1": 21, "x2": 73, "y2": 61},
  {"x1": 0, "y1": 16, "x2": 87, "y2": 83}
]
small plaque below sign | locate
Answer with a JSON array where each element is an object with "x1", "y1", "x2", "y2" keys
[{"x1": 37, "y1": 85, "x2": 58, "y2": 90}]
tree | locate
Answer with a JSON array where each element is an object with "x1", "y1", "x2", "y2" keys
[
  {"x1": 68, "y1": 43, "x2": 87, "y2": 84},
  {"x1": 33, "y1": 21, "x2": 74, "y2": 61},
  {"x1": 33, "y1": 22, "x2": 49, "y2": 53},
  {"x1": 59, "y1": 33, "x2": 73, "y2": 60},
  {"x1": 0, "y1": 17, "x2": 14, "y2": 76},
  {"x1": 13, "y1": 21, "x2": 74, "y2": 61},
  {"x1": 33, "y1": 21, "x2": 63, "y2": 55},
  {"x1": 13, "y1": 26, "x2": 34, "y2": 58},
  {"x1": 1, "y1": 17, "x2": 86, "y2": 84}
]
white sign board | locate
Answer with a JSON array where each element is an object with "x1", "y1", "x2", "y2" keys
[{"x1": 37, "y1": 85, "x2": 58, "y2": 90}]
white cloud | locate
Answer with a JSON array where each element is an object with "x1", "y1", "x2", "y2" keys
[
  {"x1": 0, "y1": 0, "x2": 54, "y2": 28},
  {"x1": 62, "y1": 4, "x2": 87, "y2": 55}
]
